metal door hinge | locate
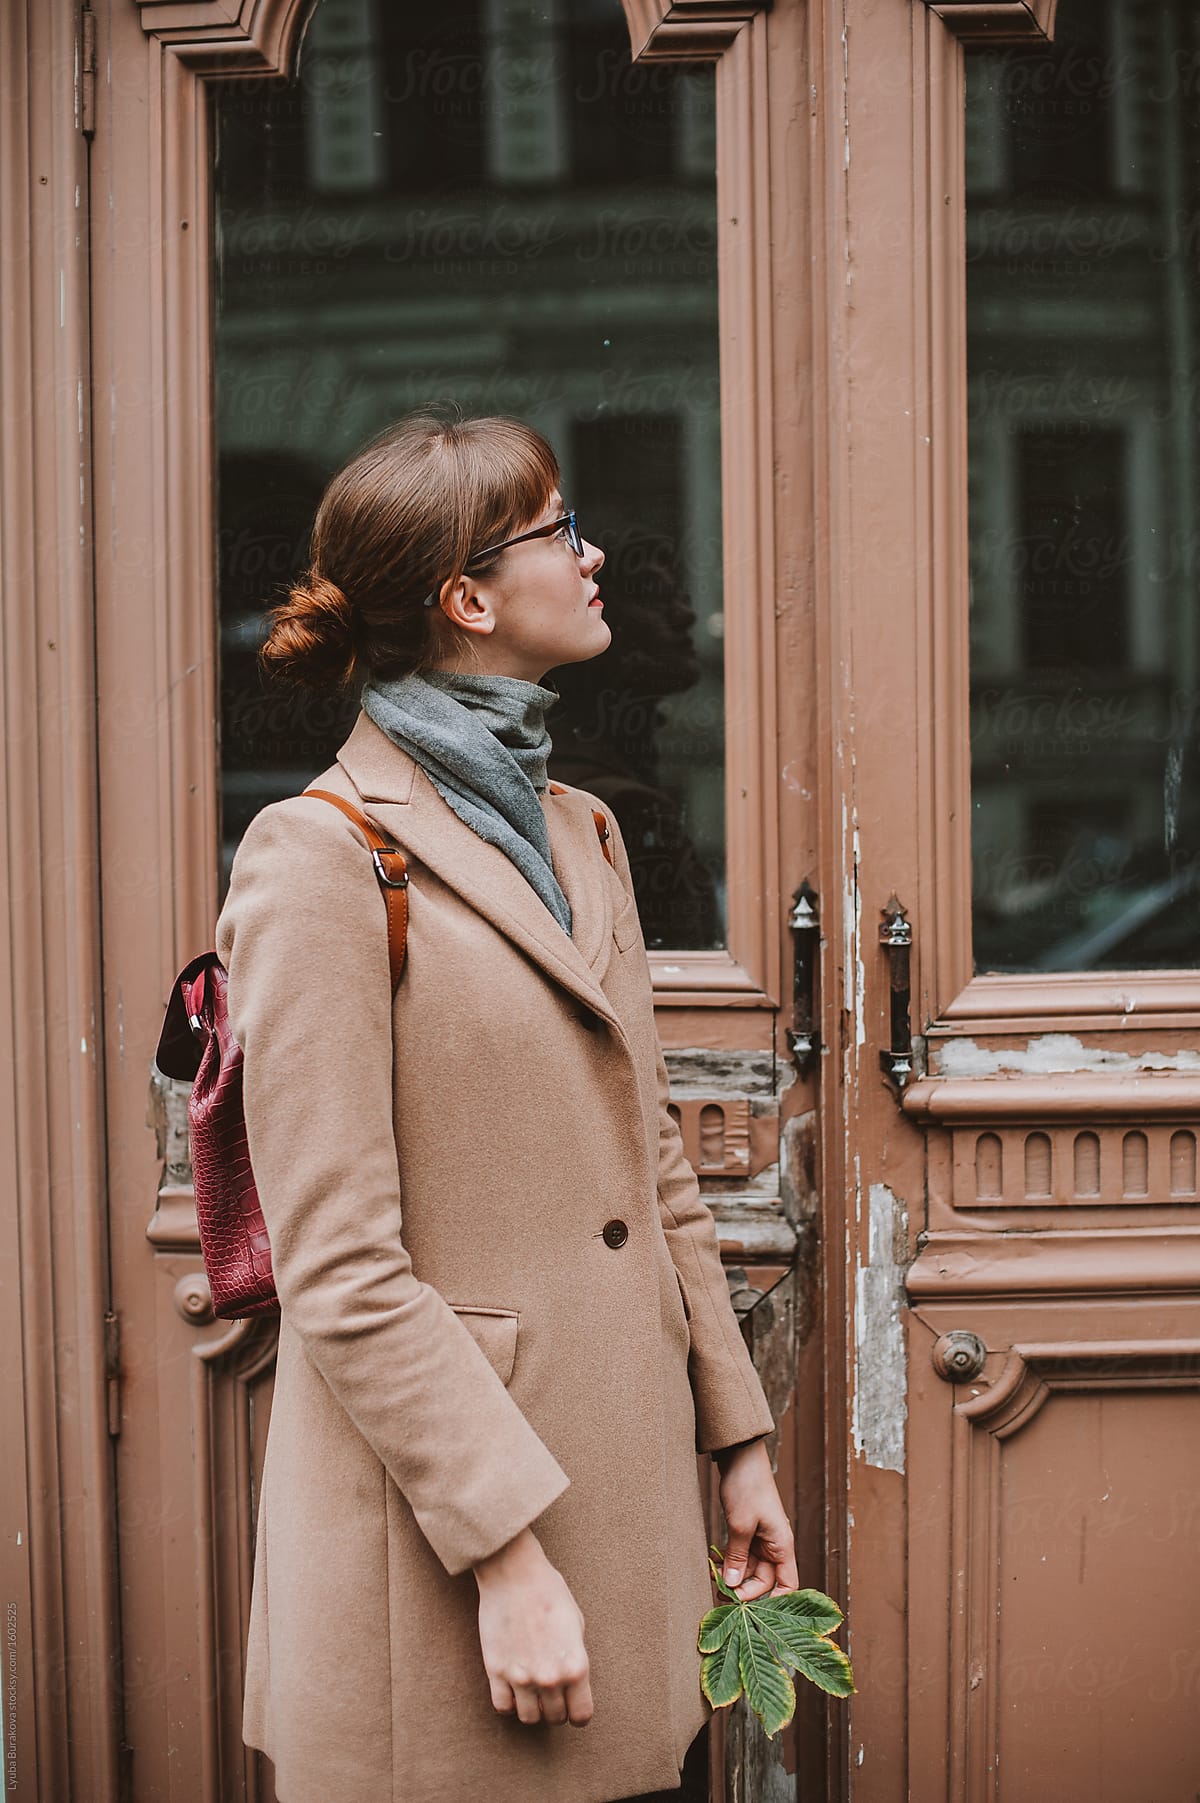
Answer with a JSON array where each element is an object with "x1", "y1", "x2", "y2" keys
[
  {"x1": 104, "y1": 1310, "x2": 121, "y2": 1436},
  {"x1": 78, "y1": 6, "x2": 97, "y2": 139}
]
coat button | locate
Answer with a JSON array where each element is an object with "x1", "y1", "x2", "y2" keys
[
  {"x1": 602, "y1": 1219, "x2": 629, "y2": 1249},
  {"x1": 574, "y1": 1008, "x2": 601, "y2": 1032}
]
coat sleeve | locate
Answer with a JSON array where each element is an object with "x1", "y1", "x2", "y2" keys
[
  {"x1": 215, "y1": 796, "x2": 570, "y2": 1577},
  {"x1": 600, "y1": 806, "x2": 777, "y2": 1455}
]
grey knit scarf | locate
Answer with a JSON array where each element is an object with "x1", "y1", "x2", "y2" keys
[{"x1": 359, "y1": 668, "x2": 572, "y2": 935}]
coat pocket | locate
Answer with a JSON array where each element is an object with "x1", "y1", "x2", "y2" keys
[
  {"x1": 674, "y1": 1266, "x2": 693, "y2": 1323},
  {"x1": 449, "y1": 1303, "x2": 520, "y2": 1386}
]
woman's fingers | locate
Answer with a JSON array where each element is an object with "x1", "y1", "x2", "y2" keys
[
  {"x1": 511, "y1": 1681, "x2": 543, "y2": 1726},
  {"x1": 731, "y1": 1556, "x2": 775, "y2": 1601},
  {"x1": 489, "y1": 1676, "x2": 517, "y2": 1715},
  {"x1": 538, "y1": 1686, "x2": 569, "y2": 1726},
  {"x1": 495, "y1": 1669, "x2": 592, "y2": 1728},
  {"x1": 565, "y1": 1672, "x2": 594, "y2": 1727},
  {"x1": 727, "y1": 1527, "x2": 800, "y2": 1599}
]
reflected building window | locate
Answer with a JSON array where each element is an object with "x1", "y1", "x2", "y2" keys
[
  {"x1": 214, "y1": 0, "x2": 725, "y2": 948},
  {"x1": 966, "y1": 0, "x2": 1200, "y2": 972}
]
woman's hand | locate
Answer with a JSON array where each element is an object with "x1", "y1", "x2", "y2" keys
[
  {"x1": 473, "y1": 1527, "x2": 594, "y2": 1728},
  {"x1": 715, "y1": 1439, "x2": 798, "y2": 1602}
]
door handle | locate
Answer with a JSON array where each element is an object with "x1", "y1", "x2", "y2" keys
[
  {"x1": 931, "y1": 1330, "x2": 987, "y2": 1382},
  {"x1": 786, "y1": 880, "x2": 819, "y2": 1076},
  {"x1": 878, "y1": 893, "x2": 913, "y2": 1093}
]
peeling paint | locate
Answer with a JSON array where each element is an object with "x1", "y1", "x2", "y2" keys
[
  {"x1": 932, "y1": 1032, "x2": 1200, "y2": 1078},
  {"x1": 852, "y1": 1182, "x2": 908, "y2": 1473},
  {"x1": 840, "y1": 795, "x2": 865, "y2": 1048}
]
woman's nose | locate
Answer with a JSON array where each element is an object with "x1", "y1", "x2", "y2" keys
[{"x1": 582, "y1": 538, "x2": 604, "y2": 575}]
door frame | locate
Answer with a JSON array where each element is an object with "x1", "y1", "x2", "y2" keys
[
  {"x1": 0, "y1": 3, "x2": 120, "y2": 1799},
  {"x1": 91, "y1": 0, "x2": 820, "y2": 1797}
]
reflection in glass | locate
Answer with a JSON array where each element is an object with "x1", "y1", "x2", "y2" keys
[
  {"x1": 967, "y1": 0, "x2": 1200, "y2": 971},
  {"x1": 213, "y1": 0, "x2": 725, "y2": 948}
]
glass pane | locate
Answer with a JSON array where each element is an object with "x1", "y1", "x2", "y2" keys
[
  {"x1": 213, "y1": 0, "x2": 725, "y2": 950},
  {"x1": 966, "y1": 0, "x2": 1200, "y2": 972}
]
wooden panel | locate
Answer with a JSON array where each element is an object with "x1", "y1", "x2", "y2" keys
[
  {"x1": 955, "y1": 1336, "x2": 1200, "y2": 1801},
  {"x1": 949, "y1": 1123, "x2": 1200, "y2": 1208},
  {"x1": 909, "y1": 1287, "x2": 1200, "y2": 1802},
  {"x1": 989, "y1": 1385, "x2": 1197, "y2": 1798}
]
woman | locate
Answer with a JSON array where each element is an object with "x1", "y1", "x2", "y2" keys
[{"x1": 215, "y1": 411, "x2": 797, "y2": 1803}]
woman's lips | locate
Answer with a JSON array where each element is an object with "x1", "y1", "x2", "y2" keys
[{"x1": 587, "y1": 590, "x2": 603, "y2": 607}]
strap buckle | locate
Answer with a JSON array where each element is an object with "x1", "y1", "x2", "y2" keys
[{"x1": 371, "y1": 845, "x2": 409, "y2": 889}]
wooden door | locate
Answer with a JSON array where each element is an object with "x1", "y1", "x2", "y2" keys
[
  {"x1": 820, "y1": 0, "x2": 1200, "y2": 1797},
  {"x1": 91, "y1": 0, "x2": 820, "y2": 1798}
]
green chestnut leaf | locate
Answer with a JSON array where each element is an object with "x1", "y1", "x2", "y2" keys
[
  {"x1": 698, "y1": 1604, "x2": 739, "y2": 1654},
  {"x1": 697, "y1": 1556, "x2": 855, "y2": 1736}
]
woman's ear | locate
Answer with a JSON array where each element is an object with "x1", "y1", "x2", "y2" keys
[{"x1": 436, "y1": 572, "x2": 496, "y2": 637}]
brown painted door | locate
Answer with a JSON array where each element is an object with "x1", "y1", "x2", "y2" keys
[
  {"x1": 92, "y1": 0, "x2": 815, "y2": 1799},
  {"x1": 825, "y1": 1, "x2": 1200, "y2": 1798}
]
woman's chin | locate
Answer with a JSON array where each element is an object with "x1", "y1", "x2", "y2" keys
[{"x1": 558, "y1": 620, "x2": 612, "y2": 666}]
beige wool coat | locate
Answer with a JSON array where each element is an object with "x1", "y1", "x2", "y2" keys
[{"x1": 214, "y1": 707, "x2": 776, "y2": 1803}]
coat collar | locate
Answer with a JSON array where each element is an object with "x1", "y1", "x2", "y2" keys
[{"x1": 332, "y1": 708, "x2": 621, "y2": 1027}]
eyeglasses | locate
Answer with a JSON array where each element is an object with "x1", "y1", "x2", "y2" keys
[{"x1": 423, "y1": 510, "x2": 584, "y2": 607}]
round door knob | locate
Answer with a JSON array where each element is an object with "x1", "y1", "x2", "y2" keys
[
  {"x1": 931, "y1": 1329, "x2": 987, "y2": 1383},
  {"x1": 174, "y1": 1271, "x2": 214, "y2": 1325}
]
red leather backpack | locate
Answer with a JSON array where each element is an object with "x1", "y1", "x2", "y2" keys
[
  {"x1": 153, "y1": 792, "x2": 411, "y2": 1321},
  {"x1": 153, "y1": 787, "x2": 613, "y2": 1321}
]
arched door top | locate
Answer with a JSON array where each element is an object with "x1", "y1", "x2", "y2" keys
[{"x1": 134, "y1": 0, "x2": 773, "y2": 70}]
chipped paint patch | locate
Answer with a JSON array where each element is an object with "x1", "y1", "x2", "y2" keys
[
  {"x1": 932, "y1": 1033, "x2": 1200, "y2": 1078},
  {"x1": 852, "y1": 1183, "x2": 907, "y2": 1473}
]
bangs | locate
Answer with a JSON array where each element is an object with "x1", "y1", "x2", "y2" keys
[{"x1": 451, "y1": 417, "x2": 561, "y2": 566}]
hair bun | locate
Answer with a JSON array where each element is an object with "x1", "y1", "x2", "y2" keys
[
  {"x1": 258, "y1": 569, "x2": 358, "y2": 691},
  {"x1": 295, "y1": 576, "x2": 347, "y2": 634}
]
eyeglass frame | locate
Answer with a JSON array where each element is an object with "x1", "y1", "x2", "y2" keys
[{"x1": 422, "y1": 510, "x2": 584, "y2": 607}]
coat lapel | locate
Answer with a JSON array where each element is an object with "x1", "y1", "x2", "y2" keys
[{"x1": 331, "y1": 709, "x2": 619, "y2": 1028}]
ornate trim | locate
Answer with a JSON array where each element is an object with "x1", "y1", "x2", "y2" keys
[
  {"x1": 903, "y1": 1073, "x2": 1200, "y2": 1125},
  {"x1": 955, "y1": 1337, "x2": 1200, "y2": 1431},
  {"x1": 622, "y1": 0, "x2": 769, "y2": 62},
  {"x1": 906, "y1": 1225, "x2": 1200, "y2": 1296},
  {"x1": 920, "y1": 0, "x2": 1056, "y2": 43},
  {"x1": 931, "y1": 971, "x2": 1200, "y2": 1034},
  {"x1": 190, "y1": 1312, "x2": 278, "y2": 1795},
  {"x1": 134, "y1": 0, "x2": 315, "y2": 71}
]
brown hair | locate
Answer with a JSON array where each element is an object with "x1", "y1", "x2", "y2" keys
[{"x1": 257, "y1": 409, "x2": 560, "y2": 691}]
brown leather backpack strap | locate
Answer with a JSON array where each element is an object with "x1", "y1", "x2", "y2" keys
[
  {"x1": 591, "y1": 809, "x2": 614, "y2": 867},
  {"x1": 546, "y1": 781, "x2": 615, "y2": 868},
  {"x1": 305, "y1": 789, "x2": 409, "y2": 992}
]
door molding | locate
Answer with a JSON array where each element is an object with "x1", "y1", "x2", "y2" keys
[
  {"x1": 0, "y1": 3, "x2": 119, "y2": 1799},
  {"x1": 917, "y1": 0, "x2": 1057, "y2": 43},
  {"x1": 133, "y1": 0, "x2": 783, "y2": 1019},
  {"x1": 947, "y1": 1335, "x2": 1200, "y2": 1795},
  {"x1": 624, "y1": 0, "x2": 768, "y2": 60},
  {"x1": 904, "y1": 0, "x2": 1200, "y2": 1041},
  {"x1": 133, "y1": 0, "x2": 314, "y2": 69}
]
